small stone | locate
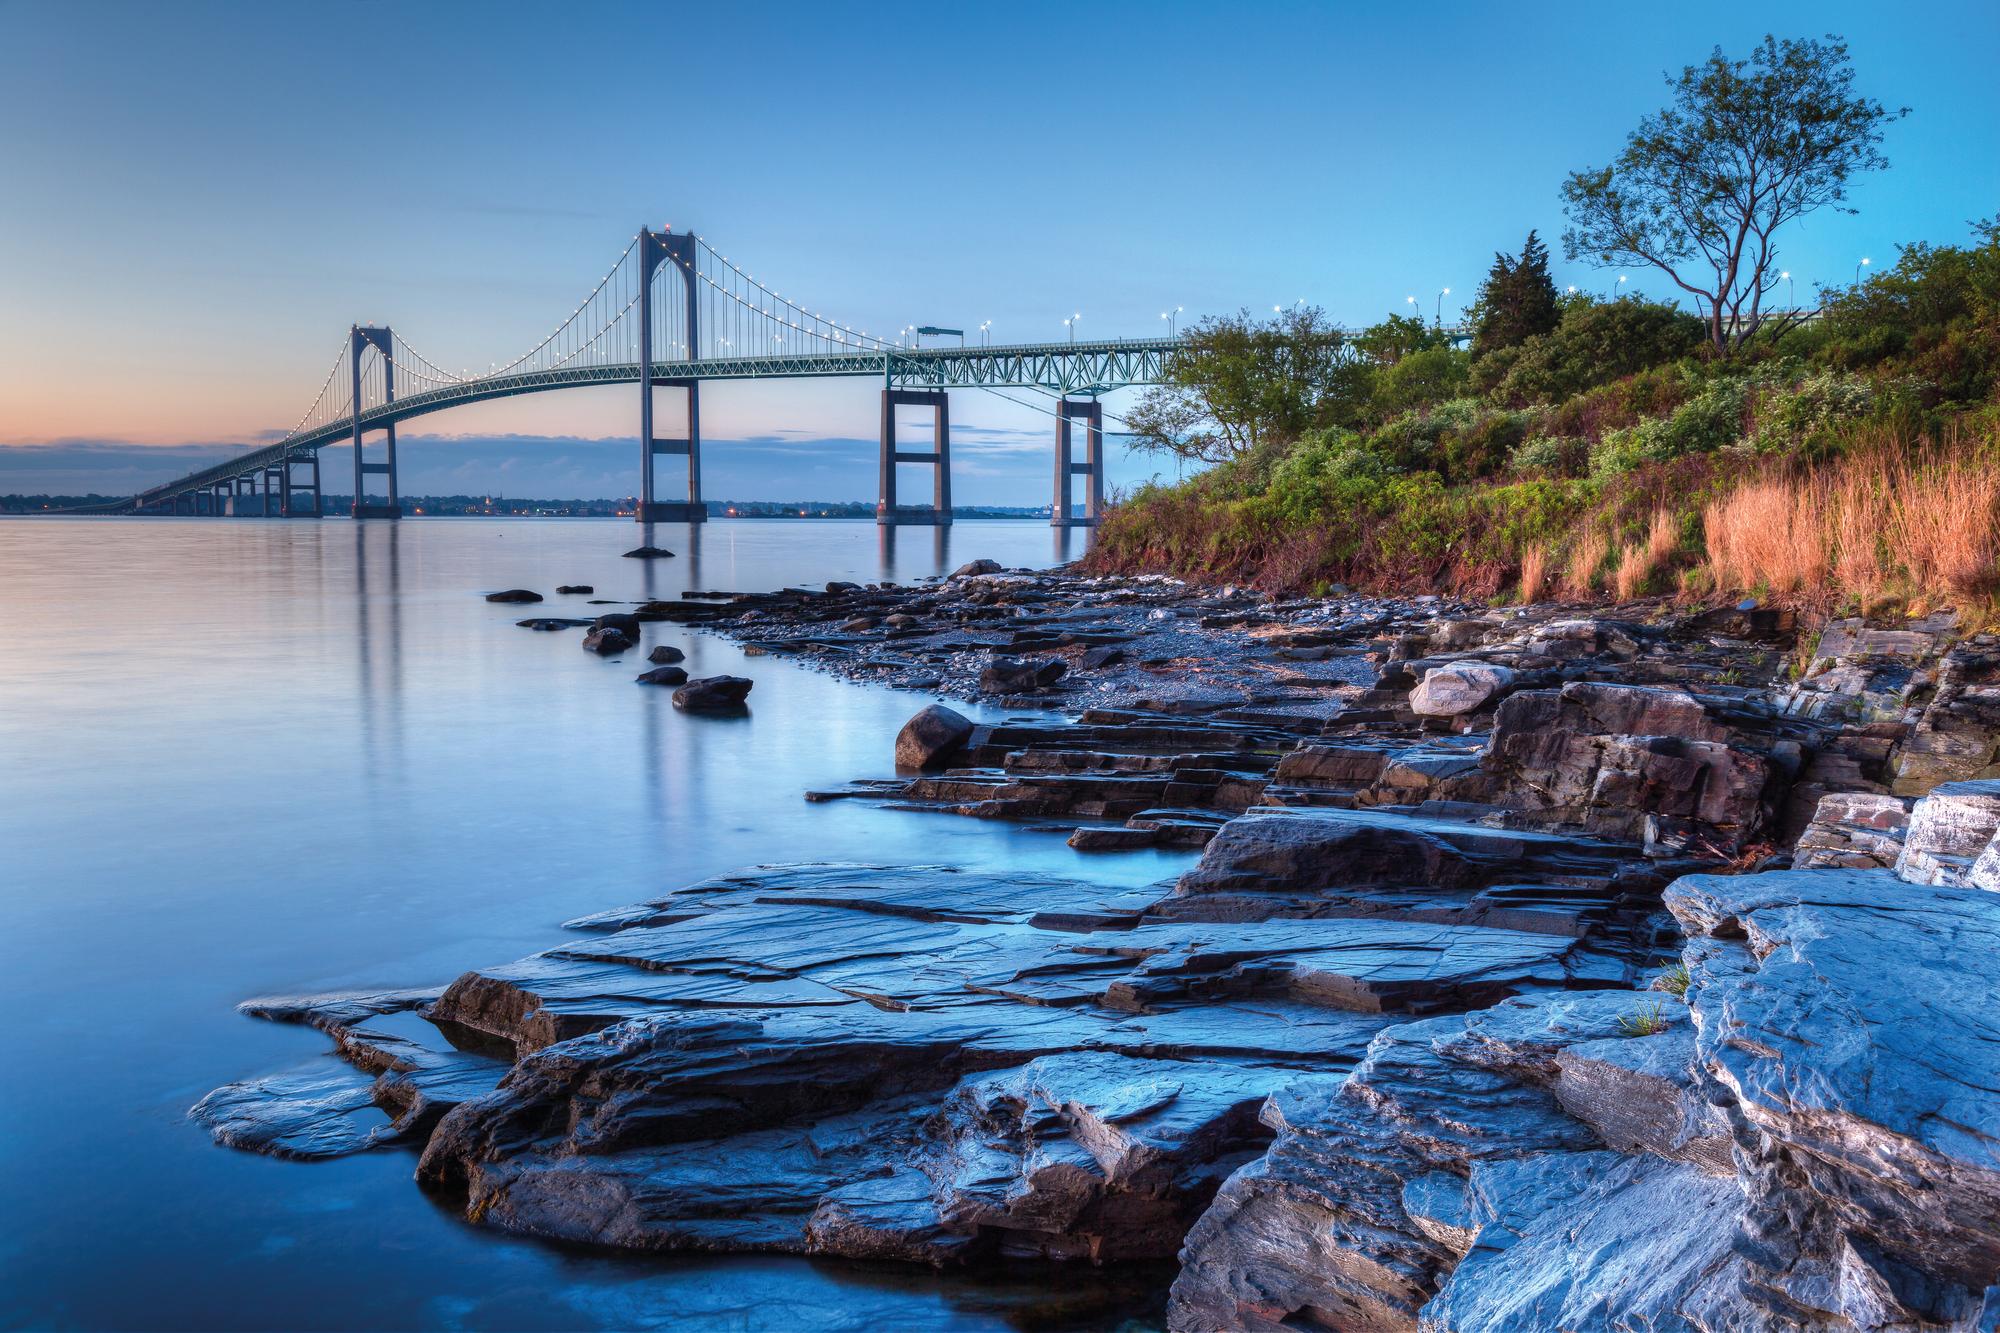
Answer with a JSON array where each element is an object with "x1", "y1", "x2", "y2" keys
[
  {"x1": 581, "y1": 627, "x2": 632, "y2": 655},
  {"x1": 623, "y1": 546, "x2": 675, "y2": 559},
  {"x1": 635, "y1": 666, "x2": 689, "y2": 686},
  {"x1": 1082, "y1": 646, "x2": 1127, "y2": 669},
  {"x1": 895, "y1": 705, "x2": 974, "y2": 769},
  {"x1": 647, "y1": 645, "x2": 686, "y2": 665},
  {"x1": 555, "y1": 585, "x2": 594, "y2": 595},
  {"x1": 979, "y1": 656, "x2": 1067, "y2": 694},
  {"x1": 672, "y1": 675, "x2": 753, "y2": 711},
  {"x1": 826, "y1": 581, "x2": 863, "y2": 594},
  {"x1": 485, "y1": 589, "x2": 542, "y2": 603}
]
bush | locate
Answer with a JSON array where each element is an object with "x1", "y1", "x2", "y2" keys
[
  {"x1": 1481, "y1": 298, "x2": 1707, "y2": 405},
  {"x1": 1589, "y1": 379, "x2": 1749, "y2": 477},
  {"x1": 1370, "y1": 346, "x2": 1471, "y2": 418},
  {"x1": 1511, "y1": 434, "x2": 1589, "y2": 477}
]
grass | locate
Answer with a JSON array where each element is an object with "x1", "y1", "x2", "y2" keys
[
  {"x1": 1518, "y1": 543, "x2": 1550, "y2": 604},
  {"x1": 1704, "y1": 440, "x2": 2000, "y2": 608},
  {"x1": 1657, "y1": 963, "x2": 1693, "y2": 998},
  {"x1": 1564, "y1": 529, "x2": 1610, "y2": 598},
  {"x1": 1617, "y1": 1001, "x2": 1671, "y2": 1037}
]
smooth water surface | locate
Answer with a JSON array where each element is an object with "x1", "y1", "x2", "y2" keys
[{"x1": 0, "y1": 518, "x2": 1193, "y2": 1333}]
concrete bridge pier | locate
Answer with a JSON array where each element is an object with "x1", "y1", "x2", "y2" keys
[
  {"x1": 1052, "y1": 397, "x2": 1104, "y2": 527},
  {"x1": 876, "y1": 389, "x2": 952, "y2": 526},
  {"x1": 281, "y1": 454, "x2": 322, "y2": 517},
  {"x1": 638, "y1": 378, "x2": 704, "y2": 522},
  {"x1": 350, "y1": 325, "x2": 401, "y2": 520},
  {"x1": 636, "y1": 228, "x2": 705, "y2": 523}
]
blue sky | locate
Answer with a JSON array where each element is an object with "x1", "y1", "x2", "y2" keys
[{"x1": 2, "y1": 0, "x2": 1994, "y2": 501}]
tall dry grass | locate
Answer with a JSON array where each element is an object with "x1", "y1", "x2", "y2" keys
[
  {"x1": 1565, "y1": 529, "x2": 1610, "y2": 598},
  {"x1": 1612, "y1": 508, "x2": 1681, "y2": 600},
  {"x1": 1704, "y1": 445, "x2": 2000, "y2": 603},
  {"x1": 1518, "y1": 544, "x2": 1550, "y2": 604}
]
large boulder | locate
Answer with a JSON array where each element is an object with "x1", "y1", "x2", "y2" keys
[
  {"x1": 672, "y1": 675, "x2": 753, "y2": 711},
  {"x1": 581, "y1": 627, "x2": 632, "y2": 655},
  {"x1": 647, "y1": 644, "x2": 686, "y2": 665},
  {"x1": 1409, "y1": 662, "x2": 1518, "y2": 717},
  {"x1": 895, "y1": 705, "x2": 975, "y2": 770},
  {"x1": 951, "y1": 558, "x2": 1003, "y2": 578}
]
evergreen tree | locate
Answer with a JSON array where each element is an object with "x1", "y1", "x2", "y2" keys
[{"x1": 1472, "y1": 230, "x2": 1562, "y2": 359}]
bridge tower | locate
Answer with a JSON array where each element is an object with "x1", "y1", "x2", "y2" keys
[
  {"x1": 1051, "y1": 398, "x2": 1104, "y2": 527},
  {"x1": 350, "y1": 325, "x2": 400, "y2": 520},
  {"x1": 636, "y1": 228, "x2": 704, "y2": 523},
  {"x1": 876, "y1": 389, "x2": 952, "y2": 526}
]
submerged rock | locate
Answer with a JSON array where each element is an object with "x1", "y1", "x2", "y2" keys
[
  {"x1": 635, "y1": 666, "x2": 688, "y2": 686},
  {"x1": 555, "y1": 584, "x2": 594, "y2": 595},
  {"x1": 672, "y1": 675, "x2": 753, "y2": 711},
  {"x1": 484, "y1": 589, "x2": 542, "y2": 603},
  {"x1": 623, "y1": 545, "x2": 676, "y2": 559}
]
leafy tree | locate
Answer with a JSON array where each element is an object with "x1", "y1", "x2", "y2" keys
[
  {"x1": 1808, "y1": 217, "x2": 2000, "y2": 401},
  {"x1": 1471, "y1": 231, "x2": 1562, "y2": 359},
  {"x1": 1350, "y1": 313, "x2": 1451, "y2": 365},
  {"x1": 1371, "y1": 346, "x2": 1471, "y2": 417},
  {"x1": 1561, "y1": 35, "x2": 1906, "y2": 355},
  {"x1": 1127, "y1": 306, "x2": 1367, "y2": 465}
]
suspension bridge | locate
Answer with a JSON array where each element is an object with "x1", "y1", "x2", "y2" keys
[{"x1": 108, "y1": 227, "x2": 1179, "y2": 528}]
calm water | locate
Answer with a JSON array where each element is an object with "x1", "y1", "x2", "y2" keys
[{"x1": 0, "y1": 518, "x2": 1194, "y2": 1333}]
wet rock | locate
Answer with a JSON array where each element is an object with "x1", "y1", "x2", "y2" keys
[
  {"x1": 556, "y1": 584, "x2": 594, "y2": 595},
  {"x1": 484, "y1": 589, "x2": 543, "y2": 603},
  {"x1": 895, "y1": 704, "x2": 975, "y2": 770},
  {"x1": 515, "y1": 617, "x2": 593, "y2": 631},
  {"x1": 592, "y1": 612, "x2": 642, "y2": 638},
  {"x1": 826, "y1": 581, "x2": 862, "y2": 595},
  {"x1": 672, "y1": 675, "x2": 753, "y2": 711},
  {"x1": 980, "y1": 656, "x2": 1067, "y2": 694},
  {"x1": 581, "y1": 627, "x2": 632, "y2": 655},
  {"x1": 1409, "y1": 662, "x2": 1517, "y2": 717},
  {"x1": 635, "y1": 666, "x2": 689, "y2": 686},
  {"x1": 951, "y1": 559, "x2": 1004, "y2": 578},
  {"x1": 623, "y1": 545, "x2": 675, "y2": 559},
  {"x1": 647, "y1": 644, "x2": 686, "y2": 665}
]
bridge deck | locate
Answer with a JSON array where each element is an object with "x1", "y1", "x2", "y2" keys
[{"x1": 122, "y1": 339, "x2": 1178, "y2": 511}]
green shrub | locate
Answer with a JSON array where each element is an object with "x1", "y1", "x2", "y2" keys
[
  {"x1": 1482, "y1": 298, "x2": 1707, "y2": 405},
  {"x1": 1511, "y1": 434, "x2": 1590, "y2": 477}
]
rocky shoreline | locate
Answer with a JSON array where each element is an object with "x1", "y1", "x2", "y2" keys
[{"x1": 196, "y1": 562, "x2": 2000, "y2": 1331}]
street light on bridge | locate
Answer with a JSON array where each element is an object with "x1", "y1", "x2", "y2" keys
[
  {"x1": 1160, "y1": 305, "x2": 1183, "y2": 337},
  {"x1": 1065, "y1": 312, "x2": 1080, "y2": 345},
  {"x1": 980, "y1": 320, "x2": 992, "y2": 346},
  {"x1": 1781, "y1": 270, "x2": 1795, "y2": 310},
  {"x1": 1435, "y1": 286, "x2": 1451, "y2": 327},
  {"x1": 1856, "y1": 256, "x2": 1871, "y2": 285}
]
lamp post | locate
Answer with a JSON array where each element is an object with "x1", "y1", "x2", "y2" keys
[
  {"x1": 1435, "y1": 286, "x2": 1451, "y2": 328},
  {"x1": 1781, "y1": 270, "x2": 1794, "y2": 311},
  {"x1": 1406, "y1": 295, "x2": 1419, "y2": 322},
  {"x1": 1855, "y1": 257, "x2": 1871, "y2": 285},
  {"x1": 980, "y1": 320, "x2": 991, "y2": 346},
  {"x1": 1614, "y1": 274, "x2": 1628, "y2": 300}
]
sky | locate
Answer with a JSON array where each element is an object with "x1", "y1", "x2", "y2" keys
[{"x1": 2, "y1": 0, "x2": 1995, "y2": 502}]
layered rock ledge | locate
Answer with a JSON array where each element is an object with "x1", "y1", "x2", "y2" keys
[{"x1": 197, "y1": 574, "x2": 2000, "y2": 1328}]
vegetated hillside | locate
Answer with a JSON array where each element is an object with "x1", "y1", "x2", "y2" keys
[{"x1": 1088, "y1": 221, "x2": 2000, "y2": 615}]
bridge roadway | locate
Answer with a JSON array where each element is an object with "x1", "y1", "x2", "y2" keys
[{"x1": 123, "y1": 337, "x2": 1174, "y2": 527}]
